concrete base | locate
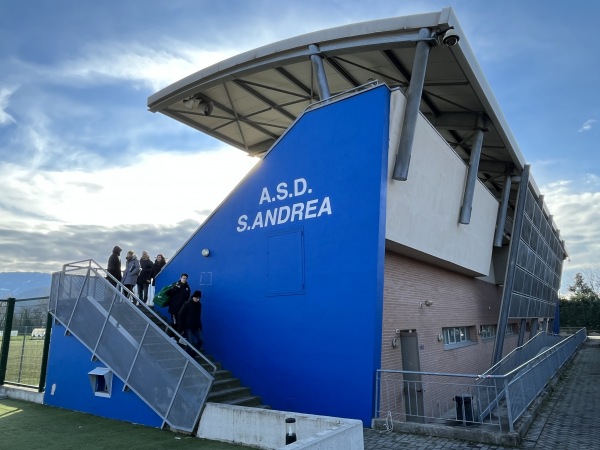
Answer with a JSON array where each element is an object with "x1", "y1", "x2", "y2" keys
[
  {"x1": 198, "y1": 403, "x2": 364, "y2": 450},
  {"x1": 0, "y1": 385, "x2": 44, "y2": 404}
]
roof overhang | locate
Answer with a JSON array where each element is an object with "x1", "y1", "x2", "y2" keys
[{"x1": 148, "y1": 7, "x2": 563, "y2": 246}]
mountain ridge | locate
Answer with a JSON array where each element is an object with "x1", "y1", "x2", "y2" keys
[{"x1": 0, "y1": 272, "x2": 52, "y2": 299}]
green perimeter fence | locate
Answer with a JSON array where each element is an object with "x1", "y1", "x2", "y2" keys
[{"x1": 0, "y1": 297, "x2": 51, "y2": 391}]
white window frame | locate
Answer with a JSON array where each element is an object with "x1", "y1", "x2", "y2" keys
[
  {"x1": 506, "y1": 323, "x2": 519, "y2": 335},
  {"x1": 442, "y1": 326, "x2": 472, "y2": 348},
  {"x1": 480, "y1": 324, "x2": 497, "y2": 340}
]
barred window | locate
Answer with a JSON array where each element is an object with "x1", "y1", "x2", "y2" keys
[
  {"x1": 480, "y1": 324, "x2": 497, "y2": 339},
  {"x1": 506, "y1": 323, "x2": 519, "y2": 335},
  {"x1": 443, "y1": 326, "x2": 472, "y2": 347}
]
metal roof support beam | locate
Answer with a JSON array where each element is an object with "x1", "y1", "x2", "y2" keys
[
  {"x1": 492, "y1": 165, "x2": 530, "y2": 365},
  {"x1": 392, "y1": 28, "x2": 432, "y2": 181},
  {"x1": 309, "y1": 44, "x2": 330, "y2": 100},
  {"x1": 494, "y1": 174, "x2": 513, "y2": 247},
  {"x1": 459, "y1": 126, "x2": 485, "y2": 224}
]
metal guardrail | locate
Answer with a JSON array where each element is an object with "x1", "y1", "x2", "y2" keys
[
  {"x1": 50, "y1": 259, "x2": 214, "y2": 432},
  {"x1": 375, "y1": 329, "x2": 587, "y2": 433},
  {"x1": 0, "y1": 297, "x2": 51, "y2": 390}
]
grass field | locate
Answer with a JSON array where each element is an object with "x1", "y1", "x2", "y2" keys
[
  {"x1": 0, "y1": 398, "x2": 248, "y2": 450},
  {"x1": 0, "y1": 334, "x2": 45, "y2": 387}
]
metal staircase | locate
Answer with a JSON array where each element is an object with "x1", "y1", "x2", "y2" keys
[{"x1": 49, "y1": 260, "x2": 215, "y2": 433}]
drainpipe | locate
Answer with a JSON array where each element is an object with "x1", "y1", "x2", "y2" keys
[
  {"x1": 308, "y1": 44, "x2": 330, "y2": 100},
  {"x1": 459, "y1": 122, "x2": 486, "y2": 224},
  {"x1": 494, "y1": 175, "x2": 513, "y2": 247},
  {"x1": 492, "y1": 165, "x2": 530, "y2": 365},
  {"x1": 392, "y1": 28, "x2": 432, "y2": 181}
]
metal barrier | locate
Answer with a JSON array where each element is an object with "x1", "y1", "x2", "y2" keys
[
  {"x1": 375, "y1": 329, "x2": 587, "y2": 433},
  {"x1": 0, "y1": 297, "x2": 51, "y2": 391},
  {"x1": 50, "y1": 259, "x2": 215, "y2": 432}
]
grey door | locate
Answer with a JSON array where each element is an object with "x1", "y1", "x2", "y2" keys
[{"x1": 400, "y1": 330, "x2": 424, "y2": 422}]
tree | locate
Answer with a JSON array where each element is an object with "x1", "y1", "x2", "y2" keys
[
  {"x1": 560, "y1": 273, "x2": 600, "y2": 331},
  {"x1": 568, "y1": 272, "x2": 599, "y2": 300}
]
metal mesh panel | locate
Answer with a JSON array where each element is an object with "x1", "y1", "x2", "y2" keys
[
  {"x1": 508, "y1": 187, "x2": 564, "y2": 319},
  {"x1": 49, "y1": 260, "x2": 214, "y2": 432},
  {"x1": 68, "y1": 295, "x2": 109, "y2": 350},
  {"x1": 128, "y1": 326, "x2": 188, "y2": 416},
  {"x1": 166, "y1": 363, "x2": 212, "y2": 431}
]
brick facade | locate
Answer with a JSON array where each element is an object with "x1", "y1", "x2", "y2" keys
[{"x1": 381, "y1": 251, "x2": 520, "y2": 374}]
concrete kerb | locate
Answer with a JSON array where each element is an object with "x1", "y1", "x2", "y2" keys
[
  {"x1": 198, "y1": 403, "x2": 364, "y2": 450},
  {"x1": 0, "y1": 385, "x2": 44, "y2": 404}
]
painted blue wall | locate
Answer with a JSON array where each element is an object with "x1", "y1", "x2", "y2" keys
[
  {"x1": 43, "y1": 322, "x2": 163, "y2": 428},
  {"x1": 157, "y1": 86, "x2": 390, "y2": 423}
]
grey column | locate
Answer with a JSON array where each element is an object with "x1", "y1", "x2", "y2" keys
[
  {"x1": 459, "y1": 127, "x2": 485, "y2": 224},
  {"x1": 494, "y1": 175, "x2": 513, "y2": 247},
  {"x1": 517, "y1": 318, "x2": 527, "y2": 346},
  {"x1": 308, "y1": 44, "x2": 330, "y2": 100},
  {"x1": 492, "y1": 165, "x2": 530, "y2": 365},
  {"x1": 392, "y1": 28, "x2": 431, "y2": 181},
  {"x1": 530, "y1": 318, "x2": 539, "y2": 338}
]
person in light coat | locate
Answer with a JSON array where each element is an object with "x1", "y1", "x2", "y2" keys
[{"x1": 122, "y1": 250, "x2": 140, "y2": 300}]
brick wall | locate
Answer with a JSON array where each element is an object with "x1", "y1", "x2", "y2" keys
[{"x1": 381, "y1": 251, "x2": 520, "y2": 374}]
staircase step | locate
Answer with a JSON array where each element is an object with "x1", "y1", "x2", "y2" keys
[
  {"x1": 211, "y1": 377, "x2": 241, "y2": 391},
  {"x1": 213, "y1": 369, "x2": 232, "y2": 380},
  {"x1": 218, "y1": 395, "x2": 264, "y2": 407},
  {"x1": 207, "y1": 386, "x2": 251, "y2": 403}
]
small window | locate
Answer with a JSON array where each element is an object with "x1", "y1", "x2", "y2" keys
[
  {"x1": 442, "y1": 326, "x2": 473, "y2": 348},
  {"x1": 480, "y1": 325, "x2": 497, "y2": 339},
  {"x1": 88, "y1": 367, "x2": 113, "y2": 398}
]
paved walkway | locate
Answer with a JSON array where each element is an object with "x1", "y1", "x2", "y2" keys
[{"x1": 364, "y1": 337, "x2": 600, "y2": 449}]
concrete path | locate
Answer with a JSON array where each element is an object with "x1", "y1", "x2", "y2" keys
[{"x1": 364, "y1": 337, "x2": 600, "y2": 449}]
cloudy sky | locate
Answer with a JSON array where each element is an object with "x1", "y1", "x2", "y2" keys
[{"x1": 0, "y1": 1, "x2": 598, "y2": 292}]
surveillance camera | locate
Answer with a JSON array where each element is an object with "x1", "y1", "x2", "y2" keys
[
  {"x1": 200, "y1": 100, "x2": 214, "y2": 116},
  {"x1": 442, "y1": 29, "x2": 459, "y2": 47}
]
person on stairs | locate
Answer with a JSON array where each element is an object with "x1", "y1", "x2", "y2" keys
[
  {"x1": 136, "y1": 251, "x2": 153, "y2": 304},
  {"x1": 122, "y1": 250, "x2": 140, "y2": 301},
  {"x1": 166, "y1": 273, "x2": 191, "y2": 330},
  {"x1": 178, "y1": 290, "x2": 203, "y2": 356}
]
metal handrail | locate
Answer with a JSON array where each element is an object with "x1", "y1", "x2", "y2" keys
[
  {"x1": 67, "y1": 259, "x2": 216, "y2": 373},
  {"x1": 51, "y1": 259, "x2": 215, "y2": 432},
  {"x1": 375, "y1": 328, "x2": 587, "y2": 433}
]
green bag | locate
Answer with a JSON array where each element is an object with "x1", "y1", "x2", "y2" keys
[{"x1": 153, "y1": 283, "x2": 175, "y2": 307}]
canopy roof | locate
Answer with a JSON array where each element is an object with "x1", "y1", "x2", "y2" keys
[{"x1": 148, "y1": 7, "x2": 558, "y2": 239}]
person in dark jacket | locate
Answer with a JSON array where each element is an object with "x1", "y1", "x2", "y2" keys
[
  {"x1": 107, "y1": 245, "x2": 122, "y2": 287},
  {"x1": 167, "y1": 273, "x2": 191, "y2": 329},
  {"x1": 151, "y1": 254, "x2": 166, "y2": 286},
  {"x1": 136, "y1": 251, "x2": 153, "y2": 304},
  {"x1": 178, "y1": 290, "x2": 203, "y2": 355}
]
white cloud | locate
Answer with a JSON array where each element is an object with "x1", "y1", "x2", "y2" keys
[
  {"x1": 0, "y1": 86, "x2": 17, "y2": 125},
  {"x1": 1, "y1": 146, "x2": 258, "y2": 230},
  {"x1": 541, "y1": 180, "x2": 600, "y2": 289},
  {"x1": 53, "y1": 41, "x2": 241, "y2": 92},
  {"x1": 578, "y1": 119, "x2": 596, "y2": 132}
]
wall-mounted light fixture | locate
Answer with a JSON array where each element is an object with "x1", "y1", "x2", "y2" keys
[
  {"x1": 420, "y1": 299, "x2": 434, "y2": 308},
  {"x1": 201, "y1": 248, "x2": 210, "y2": 257},
  {"x1": 392, "y1": 329, "x2": 401, "y2": 348},
  {"x1": 437, "y1": 333, "x2": 443, "y2": 342}
]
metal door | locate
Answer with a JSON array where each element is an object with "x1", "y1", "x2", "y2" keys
[{"x1": 400, "y1": 330, "x2": 424, "y2": 422}]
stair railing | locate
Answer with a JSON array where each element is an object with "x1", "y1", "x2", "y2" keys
[{"x1": 49, "y1": 259, "x2": 215, "y2": 432}]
